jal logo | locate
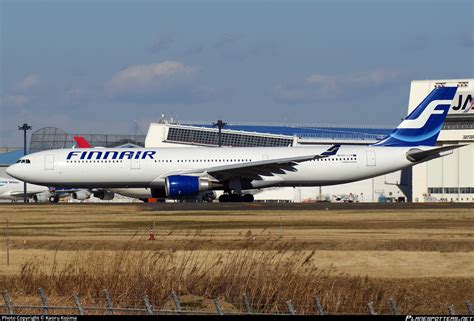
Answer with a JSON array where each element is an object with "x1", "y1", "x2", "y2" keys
[{"x1": 452, "y1": 94, "x2": 473, "y2": 113}]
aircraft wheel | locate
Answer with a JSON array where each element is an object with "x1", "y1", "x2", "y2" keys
[
  {"x1": 229, "y1": 193, "x2": 242, "y2": 202},
  {"x1": 219, "y1": 194, "x2": 230, "y2": 202},
  {"x1": 242, "y1": 194, "x2": 254, "y2": 202},
  {"x1": 49, "y1": 195, "x2": 59, "y2": 203}
]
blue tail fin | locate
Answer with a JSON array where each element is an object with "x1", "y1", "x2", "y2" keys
[{"x1": 373, "y1": 87, "x2": 457, "y2": 147}]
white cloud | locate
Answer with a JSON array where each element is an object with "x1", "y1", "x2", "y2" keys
[
  {"x1": 18, "y1": 74, "x2": 41, "y2": 91},
  {"x1": 0, "y1": 95, "x2": 31, "y2": 107},
  {"x1": 105, "y1": 61, "x2": 215, "y2": 103},
  {"x1": 273, "y1": 69, "x2": 403, "y2": 104}
]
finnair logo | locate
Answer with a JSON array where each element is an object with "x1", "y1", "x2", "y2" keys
[
  {"x1": 66, "y1": 150, "x2": 156, "y2": 160},
  {"x1": 397, "y1": 100, "x2": 451, "y2": 129}
]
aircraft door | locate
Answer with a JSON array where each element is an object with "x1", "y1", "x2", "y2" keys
[
  {"x1": 131, "y1": 158, "x2": 140, "y2": 170},
  {"x1": 45, "y1": 155, "x2": 55, "y2": 170},
  {"x1": 366, "y1": 151, "x2": 376, "y2": 166}
]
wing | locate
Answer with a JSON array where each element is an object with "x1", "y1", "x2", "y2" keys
[
  {"x1": 181, "y1": 144, "x2": 340, "y2": 181},
  {"x1": 9, "y1": 191, "x2": 47, "y2": 198}
]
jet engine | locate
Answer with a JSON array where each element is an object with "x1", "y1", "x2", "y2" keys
[
  {"x1": 72, "y1": 190, "x2": 92, "y2": 200},
  {"x1": 165, "y1": 175, "x2": 216, "y2": 198},
  {"x1": 33, "y1": 192, "x2": 50, "y2": 203},
  {"x1": 93, "y1": 190, "x2": 115, "y2": 200}
]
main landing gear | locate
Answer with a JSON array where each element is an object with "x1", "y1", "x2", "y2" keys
[
  {"x1": 49, "y1": 195, "x2": 60, "y2": 203},
  {"x1": 218, "y1": 193, "x2": 254, "y2": 203}
]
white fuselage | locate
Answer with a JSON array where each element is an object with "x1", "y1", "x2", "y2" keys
[{"x1": 6, "y1": 146, "x2": 416, "y2": 189}]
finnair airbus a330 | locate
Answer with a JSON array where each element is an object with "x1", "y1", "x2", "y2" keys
[{"x1": 7, "y1": 87, "x2": 464, "y2": 202}]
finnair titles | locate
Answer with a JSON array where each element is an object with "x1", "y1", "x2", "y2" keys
[
  {"x1": 7, "y1": 87, "x2": 465, "y2": 202},
  {"x1": 66, "y1": 150, "x2": 156, "y2": 161}
]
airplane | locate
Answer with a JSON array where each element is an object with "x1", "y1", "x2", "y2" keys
[
  {"x1": 6, "y1": 87, "x2": 464, "y2": 202},
  {"x1": 0, "y1": 136, "x2": 98, "y2": 203},
  {"x1": 0, "y1": 177, "x2": 50, "y2": 202},
  {"x1": 0, "y1": 176, "x2": 87, "y2": 203}
]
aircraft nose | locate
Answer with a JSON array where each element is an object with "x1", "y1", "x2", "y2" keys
[{"x1": 6, "y1": 164, "x2": 22, "y2": 180}]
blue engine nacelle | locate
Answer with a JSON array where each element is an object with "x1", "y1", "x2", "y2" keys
[{"x1": 165, "y1": 175, "x2": 211, "y2": 198}]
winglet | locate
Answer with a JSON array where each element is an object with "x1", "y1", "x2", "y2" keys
[
  {"x1": 320, "y1": 144, "x2": 341, "y2": 157},
  {"x1": 73, "y1": 136, "x2": 92, "y2": 148}
]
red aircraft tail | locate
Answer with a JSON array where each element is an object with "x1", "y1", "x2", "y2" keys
[{"x1": 73, "y1": 136, "x2": 92, "y2": 148}]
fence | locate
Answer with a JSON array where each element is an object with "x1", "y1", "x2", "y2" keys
[{"x1": 1, "y1": 288, "x2": 473, "y2": 315}]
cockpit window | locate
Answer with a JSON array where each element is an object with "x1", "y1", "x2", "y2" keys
[
  {"x1": 25, "y1": 159, "x2": 30, "y2": 163},
  {"x1": 16, "y1": 159, "x2": 31, "y2": 164},
  {"x1": 16, "y1": 160, "x2": 21, "y2": 163}
]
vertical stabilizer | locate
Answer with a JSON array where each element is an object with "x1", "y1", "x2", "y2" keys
[{"x1": 373, "y1": 87, "x2": 457, "y2": 146}]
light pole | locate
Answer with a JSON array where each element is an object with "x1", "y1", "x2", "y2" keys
[
  {"x1": 213, "y1": 119, "x2": 226, "y2": 147},
  {"x1": 18, "y1": 123, "x2": 32, "y2": 203}
]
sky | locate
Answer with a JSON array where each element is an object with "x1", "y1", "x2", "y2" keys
[{"x1": 1, "y1": 0, "x2": 473, "y2": 146}]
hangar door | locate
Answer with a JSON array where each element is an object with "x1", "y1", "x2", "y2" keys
[{"x1": 366, "y1": 151, "x2": 376, "y2": 166}]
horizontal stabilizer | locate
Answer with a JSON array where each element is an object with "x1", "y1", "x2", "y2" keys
[
  {"x1": 321, "y1": 144, "x2": 341, "y2": 156},
  {"x1": 406, "y1": 145, "x2": 466, "y2": 163}
]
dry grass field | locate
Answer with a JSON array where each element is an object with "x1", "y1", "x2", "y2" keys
[{"x1": 0, "y1": 203, "x2": 473, "y2": 314}]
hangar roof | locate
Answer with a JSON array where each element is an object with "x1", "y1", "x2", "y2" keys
[
  {"x1": 186, "y1": 123, "x2": 391, "y2": 141},
  {"x1": 0, "y1": 149, "x2": 24, "y2": 166}
]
